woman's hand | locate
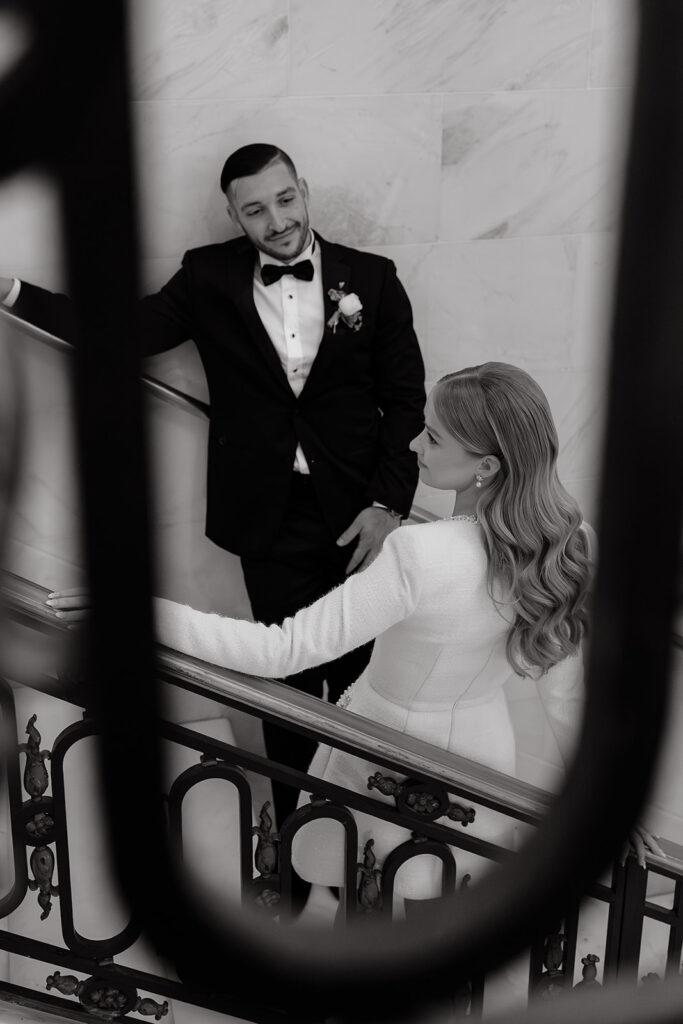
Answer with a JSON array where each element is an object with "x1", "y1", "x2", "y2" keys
[
  {"x1": 621, "y1": 824, "x2": 667, "y2": 869},
  {"x1": 46, "y1": 587, "x2": 91, "y2": 627}
]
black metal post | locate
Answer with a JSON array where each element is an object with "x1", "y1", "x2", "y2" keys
[{"x1": 604, "y1": 861, "x2": 648, "y2": 982}]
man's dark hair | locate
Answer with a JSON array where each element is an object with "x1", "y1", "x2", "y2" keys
[{"x1": 220, "y1": 144, "x2": 297, "y2": 196}]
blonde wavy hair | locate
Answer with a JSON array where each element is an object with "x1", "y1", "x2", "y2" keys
[{"x1": 434, "y1": 362, "x2": 592, "y2": 677}]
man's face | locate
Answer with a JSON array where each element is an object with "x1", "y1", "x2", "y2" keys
[{"x1": 227, "y1": 160, "x2": 311, "y2": 262}]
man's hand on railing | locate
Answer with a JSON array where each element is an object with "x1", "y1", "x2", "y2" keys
[
  {"x1": 45, "y1": 587, "x2": 90, "y2": 627},
  {"x1": 622, "y1": 824, "x2": 667, "y2": 869}
]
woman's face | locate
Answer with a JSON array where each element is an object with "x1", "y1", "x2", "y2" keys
[{"x1": 410, "y1": 390, "x2": 482, "y2": 491}]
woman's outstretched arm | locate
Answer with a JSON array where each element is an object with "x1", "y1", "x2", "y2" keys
[{"x1": 47, "y1": 526, "x2": 424, "y2": 679}]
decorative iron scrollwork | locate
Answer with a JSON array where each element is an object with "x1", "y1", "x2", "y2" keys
[
  {"x1": 367, "y1": 773, "x2": 476, "y2": 826},
  {"x1": 534, "y1": 925, "x2": 566, "y2": 999},
  {"x1": 444, "y1": 801, "x2": 476, "y2": 826},
  {"x1": 82, "y1": 981, "x2": 130, "y2": 1015},
  {"x1": 46, "y1": 971, "x2": 80, "y2": 996},
  {"x1": 19, "y1": 715, "x2": 59, "y2": 918},
  {"x1": 252, "y1": 801, "x2": 280, "y2": 909},
  {"x1": 19, "y1": 714, "x2": 51, "y2": 800},
  {"x1": 406, "y1": 790, "x2": 441, "y2": 815},
  {"x1": 357, "y1": 838, "x2": 382, "y2": 913},
  {"x1": 22, "y1": 795, "x2": 58, "y2": 848},
  {"x1": 46, "y1": 971, "x2": 168, "y2": 1019},
  {"x1": 28, "y1": 845, "x2": 59, "y2": 920},
  {"x1": 135, "y1": 996, "x2": 170, "y2": 1019},
  {"x1": 25, "y1": 809, "x2": 55, "y2": 839},
  {"x1": 367, "y1": 773, "x2": 402, "y2": 798},
  {"x1": 575, "y1": 953, "x2": 601, "y2": 988},
  {"x1": 252, "y1": 801, "x2": 279, "y2": 878},
  {"x1": 254, "y1": 887, "x2": 280, "y2": 910}
]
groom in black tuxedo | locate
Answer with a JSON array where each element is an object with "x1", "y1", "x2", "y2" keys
[{"x1": 1, "y1": 143, "x2": 425, "y2": 825}]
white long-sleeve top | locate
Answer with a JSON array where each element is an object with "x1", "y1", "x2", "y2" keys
[{"x1": 155, "y1": 519, "x2": 585, "y2": 764}]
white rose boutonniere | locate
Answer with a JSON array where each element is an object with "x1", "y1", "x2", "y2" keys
[{"x1": 327, "y1": 283, "x2": 363, "y2": 333}]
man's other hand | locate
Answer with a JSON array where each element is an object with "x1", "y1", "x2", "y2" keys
[{"x1": 336, "y1": 507, "x2": 400, "y2": 575}]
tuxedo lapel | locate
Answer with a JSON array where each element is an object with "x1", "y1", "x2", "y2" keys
[
  {"x1": 301, "y1": 234, "x2": 352, "y2": 398},
  {"x1": 320, "y1": 236, "x2": 352, "y2": 334},
  {"x1": 224, "y1": 239, "x2": 292, "y2": 395}
]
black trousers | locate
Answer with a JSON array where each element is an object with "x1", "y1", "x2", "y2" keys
[{"x1": 241, "y1": 474, "x2": 373, "y2": 828}]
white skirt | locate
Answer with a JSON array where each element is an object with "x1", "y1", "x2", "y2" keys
[{"x1": 292, "y1": 675, "x2": 516, "y2": 899}]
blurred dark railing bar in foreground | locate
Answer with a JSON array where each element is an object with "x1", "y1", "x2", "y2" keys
[{"x1": 0, "y1": 0, "x2": 682, "y2": 1021}]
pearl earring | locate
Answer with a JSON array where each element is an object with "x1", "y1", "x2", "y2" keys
[{"x1": 475, "y1": 474, "x2": 483, "y2": 488}]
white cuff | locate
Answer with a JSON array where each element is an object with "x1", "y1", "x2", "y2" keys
[
  {"x1": 3, "y1": 278, "x2": 21, "y2": 308},
  {"x1": 372, "y1": 501, "x2": 402, "y2": 519}
]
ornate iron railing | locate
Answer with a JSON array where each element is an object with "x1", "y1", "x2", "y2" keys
[{"x1": 2, "y1": 569, "x2": 682, "y2": 1021}]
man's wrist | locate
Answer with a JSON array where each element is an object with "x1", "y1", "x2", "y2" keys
[{"x1": 371, "y1": 501, "x2": 403, "y2": 521}]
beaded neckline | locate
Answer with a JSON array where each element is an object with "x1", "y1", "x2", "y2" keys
[{"x1": 442, "y1": 513, "x2": 479, "y2": 523}]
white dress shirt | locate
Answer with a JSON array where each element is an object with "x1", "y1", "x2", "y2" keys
[{"x1": 254, "y1": 232, "x2": 325, "y2": 474}]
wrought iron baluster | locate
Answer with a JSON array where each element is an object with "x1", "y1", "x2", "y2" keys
[
  {"x1": 604, "y1": 859, "x2": 648, "y2": 982},
  {"x1": 666, "y1": 877, "x2": 683, "y2": 976}
]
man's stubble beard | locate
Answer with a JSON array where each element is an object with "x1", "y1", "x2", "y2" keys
[{"x1": 260, "y1": 220, "x2": 310, "y2": 263}]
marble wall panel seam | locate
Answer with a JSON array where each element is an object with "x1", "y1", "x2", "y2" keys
[
  {"x1": 443, "y1": 86, "x2": 625, "y2": 96},
  {"x1": 358, "y1": 233, "x2": 617, "y2": 259},
  {"x1": 129, "y1": 88, "x2": 630, "y2": 105},
  {"x1": 10, "y1": 546, "x2": 83, "y2": 571},
  {"x1": 146, "y1": 232, "x2": 619, "y2": 270},
  {"x1": 281, "y1": 87, "x2": 627, "y2": 99},
  {"x1": 434, "y1": 232, "x2": 616, "y2": 243},
  {"x1": 358, "y1": 234, "x2": 612, "y2": 247},
  {"x1": 286, "y1": 0, "x2": 293, "y2": 98},
  {"x1": 587, "y1": 0, "x2": 599, "y2": 89}
]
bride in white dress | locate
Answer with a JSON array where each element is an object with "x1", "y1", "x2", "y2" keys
[{"x1": 47, "y1": 363, "x2": 659, "y2": 900}]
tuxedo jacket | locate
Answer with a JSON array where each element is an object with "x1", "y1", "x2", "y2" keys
[{"x1": 14, "y1": 233, "x2": 426, "y2": 556}]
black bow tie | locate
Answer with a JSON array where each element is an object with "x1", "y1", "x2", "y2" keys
[{"x1": 261, "y1": 259, "x2": 314, "y2": 286}]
